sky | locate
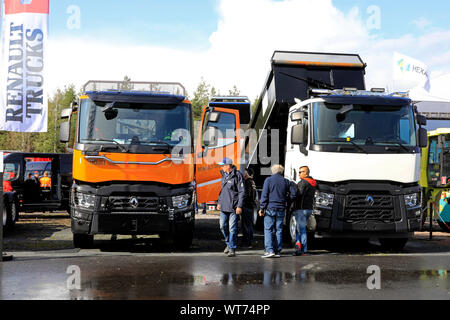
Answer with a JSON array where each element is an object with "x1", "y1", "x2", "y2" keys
[{"x1": 3, "y1": 0, "x2": 450, "y2": 99}]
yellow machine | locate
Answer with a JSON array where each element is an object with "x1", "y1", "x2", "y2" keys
[{"x1": 420, "y1": 120, "x2": 450, "y2": 232}]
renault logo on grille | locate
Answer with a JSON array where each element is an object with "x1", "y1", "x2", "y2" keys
[
  {"x1": 129, "y1": 197, "x2": 139, "y2": 209},
  {"x1": 365, "y1": 195, "x2": 375, "y2": 207}
]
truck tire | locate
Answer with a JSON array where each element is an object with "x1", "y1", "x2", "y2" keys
[
  {"x1": 379, "y1": 238, "x2": 408, "y2": 252},
  {"x1": 288, "y1": 213, "x2": 297, "y2": 246},
  {"x1": 73, "y1": 234, "x2": 94, "y2": 249},
  {"x1": 6, "y1": 201, "x2": 18, "y2": 230},
  {"x1": 2, "y1": 204, "x2": 8, "y2": 232},
  {"x1": 253, "y1": 192, "x2": 263, "y2": 231},
  {"x1": 174, "y1": 222, "x2": 195, "y2": 250}
]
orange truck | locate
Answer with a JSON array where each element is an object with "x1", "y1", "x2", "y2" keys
[{"x1": 60, "y1": 81, "x2": 195, "y2": 249}]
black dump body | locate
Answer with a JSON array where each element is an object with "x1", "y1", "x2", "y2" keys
[
  {"x1": 3, "y1": 152, "x2": 73, "y2": 212},
  {"x1": 247, "y1": 51, "x2": 367, "y2": 188}
]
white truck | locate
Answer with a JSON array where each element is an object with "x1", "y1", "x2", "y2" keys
[{"x1": 197, "y1": 51, "x2": 428, "y2": 251}]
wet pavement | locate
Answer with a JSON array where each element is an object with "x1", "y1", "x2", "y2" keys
[{"x1": 0, "y1": 212, "x2": 449, "y2": 300}]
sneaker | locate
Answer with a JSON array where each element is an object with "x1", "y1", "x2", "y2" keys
[
  {"x1": 228, "y1": 250, "x2": 236, "y2": 257},
  {"x1": 262, "y1": 252, "x2": 275, "y2": 259},
  {"x1": 274, "y1": 253, "x2": 281, "y2": 258},
  {"x1": 224, "y1": 246, "x2": 230, "y2": 254}
]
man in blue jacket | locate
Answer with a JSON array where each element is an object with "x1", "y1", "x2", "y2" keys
[
  {"x1": 217, "y1": 158, "x2": 245, "y2": 257},
  {"x1": 259, "y1": 165, "x2": 296, "y2": 258}
]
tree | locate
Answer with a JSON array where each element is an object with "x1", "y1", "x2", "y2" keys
[
  {"x1": 191, "y1": 78, "x2": 211, "y2": 121},
  {"x1": 32, "y1": 85, "x2": 78, "y2": 153},
  {"x1": 120, "y1": 75, "x2": 134, "y2": 91},
  {"x1": 228, "y1": 85, "x2": 241, "y2": 96}
]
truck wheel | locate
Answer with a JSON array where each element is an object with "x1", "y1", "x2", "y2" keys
[
  {"x1": 379, "y1": 238, "x2": 408, "y2": 252},
  {"x1": 437, "y1": 220, "x2": 450, "y2": 233},
  {"x1": 7, "y1": 201, "x2": 18, "y2": 230},
  {"x1": 253, "y1": 209, "x2": 263, "y2": 231},
  {"x1": 174, "y1": 224, "x2": 194, "y2": 250},
  {"x1": 288, "y1": 213, "x2": 297, "y2": 246},
  {"x1": 2, "y1": 205, "x2": 8, "y2": 231},
  {"x1": 73, "y1": 234, "x2": 94, "y2": 249},
  {"x1": 252, "y1": 192, "x2": 263, "y2": 231}
]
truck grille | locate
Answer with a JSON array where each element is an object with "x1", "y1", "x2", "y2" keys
[
  {"x1": 346, "y1": 195, "x2": 393, "y2": 208},
  {"x1": 344, "y1": 209, "x2": 395, "y2": 221},
  {"x1": 343, "y1": 194, "x2": 395, "y2": 221},
  {"x1": 108, "y1": 196, "x2": 161, "y2": 212}
]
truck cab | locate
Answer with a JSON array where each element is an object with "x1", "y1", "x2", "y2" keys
[
  {"x1": 60, "y1": 81, "x2": 196, "y2": 249},
  {"x1": 286, "y1": 89, "x2": 427, "y2": 248}
]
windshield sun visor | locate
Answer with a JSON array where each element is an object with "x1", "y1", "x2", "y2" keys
[{"x1": 86, "y1": 91, "x2": 186, "y2": 106}]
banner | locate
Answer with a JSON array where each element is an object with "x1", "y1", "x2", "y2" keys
[
  {"x1": 393, "y1": 52, "x2": 431, "y2": 93},
  {"x1": 0, "y1": 0, "x2": 49, "y2": 133}
]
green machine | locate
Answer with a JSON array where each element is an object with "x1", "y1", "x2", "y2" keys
[{"x1": 420, "y1": 112, "x2": 450, "y2": 233}]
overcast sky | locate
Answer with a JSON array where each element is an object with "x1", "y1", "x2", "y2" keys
[{"x1": 6, "y1": 0, "x2": 450, "y2": 99}]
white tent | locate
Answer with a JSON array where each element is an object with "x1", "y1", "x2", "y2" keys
[{"x1": 408, "y1": 73, "x2": 450, "y2": 130}]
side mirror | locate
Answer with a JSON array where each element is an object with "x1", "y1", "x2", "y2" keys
[
  {"x1": 70, "y1": 102, "x2": 78, "y2": 112},
  {"x1": 291, "y1": 111, "x2": 304, "y2": 122},
  {"x1": 418, "y1": 128, "x2": 428, "y2": 148},
  {"x1": 417, "y1": 115, "x2": 427, "y2": 127},
  {"x1": 60, "y1": 121, "x2": 71, "y2": 143},
  {"x1": 61, "y1": 108, "x2": 72, "y2": 120},
  {"x1": 208, "y1": 112, "x2": 221, "y2": 123},
  {"x1": 291, "y1": 124, "x2": 307, "y2": 146},
  {"x1": 203, "y1": 127, "x2": 218, "y2": 148}
]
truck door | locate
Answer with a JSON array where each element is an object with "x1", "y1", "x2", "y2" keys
[{"x1": 195, "y1": 107, "x2": 241, "y2": 204}]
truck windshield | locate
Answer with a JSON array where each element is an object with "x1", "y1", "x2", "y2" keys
[
  {"x1": 313, "y1": 102, "x2": 417, "y2": 147},
  {"x1": 78, "y1": 99, "x2": 191, "y2": 148}
]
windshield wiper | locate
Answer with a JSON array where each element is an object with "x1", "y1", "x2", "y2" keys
[
  {"x1": 376, "y1": 141, "x2": 410, "y2": 153},
  {"x1": 90, "y1": 139, "x2": 129, "y2": 153},
  {"x1": 342, "y1": 140, "x2": 368, "y2": 154},
  {"x1": 139, "y1": 140, "x2": 173, "y2": 148}
]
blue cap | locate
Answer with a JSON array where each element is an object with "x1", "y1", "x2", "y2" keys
[{"x1": 218, "y1": 157, "x2": 233, "y2": 166}]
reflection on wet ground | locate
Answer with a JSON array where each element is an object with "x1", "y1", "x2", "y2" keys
[{"x1": 1, "y1": 255, "x2": 449, "y2": 300}]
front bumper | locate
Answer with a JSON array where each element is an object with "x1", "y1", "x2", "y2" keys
[
  {"x1": 313, "y1": 182, "x2": 422, "y2": 237},
  {"x1": 72, "y1": 207, "x2": 194, "y2": 235},
  {"x1": 70, "y1": 182, "x2": 195, "y2": 235}
]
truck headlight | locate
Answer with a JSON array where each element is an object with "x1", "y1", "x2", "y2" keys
[
  {"x1": 405, "y1": 193, "x2": 420, "y2": 208},
  {"x1": 315, "y1": 191, "x2": 334, "y2": 209},
  {"x1": 74, "y1": 192, "x2": 96, "y2": 210},
  {"x1": 172, "y1": 194, "x2": 191, "y2": 209}
]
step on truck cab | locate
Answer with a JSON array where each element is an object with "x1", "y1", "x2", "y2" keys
[
  {"x1": 60, "y1": 81, "x2": 195, "y2": 249},
  {"x1": 198, "y1": 51, "x2": 429, "y2": 251}
]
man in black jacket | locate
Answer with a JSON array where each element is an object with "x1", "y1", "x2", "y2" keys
[
  {"x1": 217, "y1": 158, "x2": 245, "y2": 257},
  {"x1": 241, "y1": 168, "x2": 257, "y2": 248},
  {"x1": 293, "y1": 166, "x2": 317, "y2": 256}
]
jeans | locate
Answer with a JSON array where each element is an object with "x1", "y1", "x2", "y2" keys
[
  {"x1": 264, "y1": 209, "x2": 285, "y2": 254},
  {"x1": 220, "y1": 211, "x2": 238, "y2": 250},
  {"x1": 294, "y1": 210, "x2": 313, "y2": 253},
  {"x1": 242, "y1": 207, "x2": 254, "y2": 245}
]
